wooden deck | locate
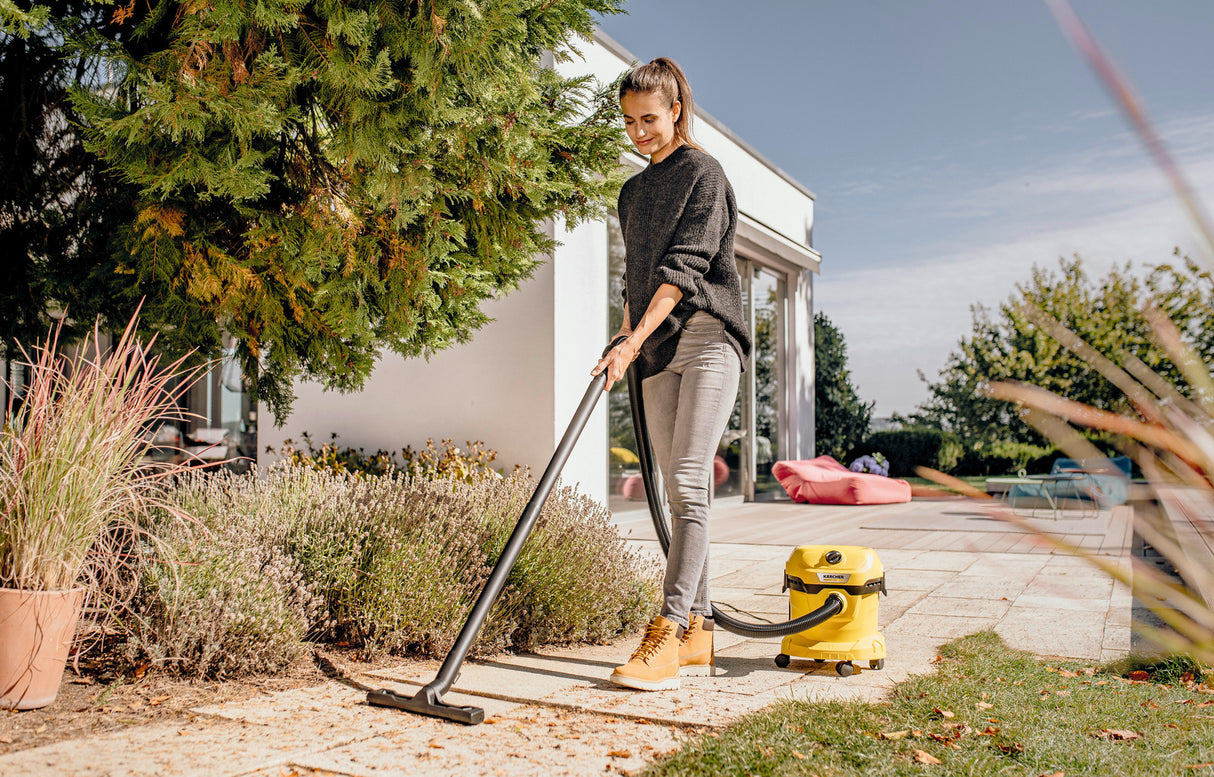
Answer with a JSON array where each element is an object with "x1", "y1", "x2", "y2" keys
[{"x1": 612, "y1": 496, "x2": 1135, "y2": 557}]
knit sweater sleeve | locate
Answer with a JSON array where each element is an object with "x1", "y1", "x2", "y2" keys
[{"x1": 655, "y1": 168, "x2": 730, "y2": 303}]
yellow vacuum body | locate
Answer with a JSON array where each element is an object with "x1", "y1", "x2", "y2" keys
[{"x1": 777, "y1": 545, "x2": 886, "y2": 676}]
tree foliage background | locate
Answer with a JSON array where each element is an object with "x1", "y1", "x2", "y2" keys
[
  {"x1": 814, "y1": 311, "x2": 872, "y2": 461},
  {"x1": 2, "y1": 0, "x2": 626, "y2": 416},
  {"x1": 908, "y1": 255, "x2": 1214, "y2": 449}
]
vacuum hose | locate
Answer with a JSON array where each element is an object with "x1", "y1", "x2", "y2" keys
[{"x1": 623, "y1": 358, "x2": 844, "y2": 638}]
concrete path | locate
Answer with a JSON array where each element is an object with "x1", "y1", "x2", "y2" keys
[{"x1": 0, "y1": 503, "x2": 1134, "y2": 777}]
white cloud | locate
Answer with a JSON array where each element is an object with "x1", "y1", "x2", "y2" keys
[{"x1": 817, "y1": 110, "x2": 1214, "y2": 417}]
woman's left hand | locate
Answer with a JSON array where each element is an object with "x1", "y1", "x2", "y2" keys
[{"x1": 592, "y1": 339, "x2": 639, "y2": 391}]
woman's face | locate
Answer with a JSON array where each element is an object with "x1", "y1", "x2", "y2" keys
[{"x1": 620, "y1": 90, "x2": 681, "y2": 164}]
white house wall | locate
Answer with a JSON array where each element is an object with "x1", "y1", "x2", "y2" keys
[{"x1": 260, "y1": 34, "x2": 817, "y2": 503}]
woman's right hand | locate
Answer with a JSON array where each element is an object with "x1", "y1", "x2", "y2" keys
[{"x1": 592, "y1": 335, "x2": 638, "y2": 392}]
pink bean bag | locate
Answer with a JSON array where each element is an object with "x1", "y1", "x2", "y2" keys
[{"x1": 773, "y1": 455, "x2": 912, "y2": 505}]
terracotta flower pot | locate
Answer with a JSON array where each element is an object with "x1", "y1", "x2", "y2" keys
[{"x1": 0, "y1": 587, "x2": 85, "y2": 710}]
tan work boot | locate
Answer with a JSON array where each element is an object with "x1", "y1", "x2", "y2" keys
[
  {"x1": 610, "y1": 616, "x2": 681, "y2": 691},
  {"x1": 679, "y1": 613, "x2": 715, "y2": 676}
]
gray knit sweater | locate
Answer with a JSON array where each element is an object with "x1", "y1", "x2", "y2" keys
[{"x1": 618, "y1": 144, "x2": 751, "y2": 378}]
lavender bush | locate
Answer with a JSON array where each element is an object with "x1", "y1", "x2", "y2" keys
[{"x1": 118, "y1": 465, "x2": 658, "y2": 678}]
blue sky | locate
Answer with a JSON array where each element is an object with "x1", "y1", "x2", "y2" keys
[{"x1": 595, "y1": 1, "x2": 1214, "y2": 416}]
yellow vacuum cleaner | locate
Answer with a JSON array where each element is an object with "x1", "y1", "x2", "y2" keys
[{"x1": 775, "y1": 545, "x2": 886, "y2": 676}]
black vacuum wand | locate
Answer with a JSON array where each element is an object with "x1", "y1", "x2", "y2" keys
[{"x1": 367, "y1": 354, "x2": 613, "y2": 725}]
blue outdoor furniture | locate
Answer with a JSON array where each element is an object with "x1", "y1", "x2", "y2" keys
[{"x1": 1049, "y1": 456, "x2": 1131, "y2": 507}]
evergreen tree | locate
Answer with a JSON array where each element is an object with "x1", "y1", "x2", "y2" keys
[
  {"x1": 3, "y1": 0, "x2": 626, "y2": 415},
  {"x1": 814, "y1": 311, "x2": 872, "y2": 461}
]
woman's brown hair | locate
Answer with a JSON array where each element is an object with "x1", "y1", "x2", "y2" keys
[{"x1": 619, "y1": 57, "x2": 703, "y2": 151}]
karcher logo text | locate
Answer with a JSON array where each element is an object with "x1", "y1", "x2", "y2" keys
[{"x1": 817, "y1": 573, "x2": 848, "y2": 583}]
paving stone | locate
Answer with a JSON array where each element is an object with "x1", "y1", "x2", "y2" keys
[
  {"x1": 713, "y1": 544, "x2": 791, "y2": 561},
  {"x1": 884, "y1": 614, "x2": 1000, "y2": 640},
  {"x1": 284, "y1": 705, "x2": 685, "y2": 777},
  {"x1": 907, "y1": 595, "x2": 1012, "y2": 620},
  {"x1": 994, "y1": 608, "x2": 1107, "y2": 659},
  {"x1": 371, "y1": 655, "x2": 599, "y2": 702},
  {"x1": 517, "y1": 684, "x2": 751, "y2": 728},
  {"x1": 885, "y1": 569, "x2": 961, "y2": 592},
  {"x1": 1102, "y1": 624, "x2": 1132, "y2": 653},
  {"x1": 1011, "y1": 594, "x2": 1109, "y2": 613},
  {"x1": 932, "y1": 578, "x2": 1028, "y2": 601},
  {"x1": 0, "y1": 716, "x2": 351, "y2": 777},
  {"x1": 892, "y1": 551, "x2": 980, "y2": 573},
  {"x1": 712, "y1": 566, "x2": 786, "y2": 590}
]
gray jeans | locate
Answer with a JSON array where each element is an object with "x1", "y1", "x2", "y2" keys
[{"x1": 642, "y1": 311, "x2": 741, "y2": 629}]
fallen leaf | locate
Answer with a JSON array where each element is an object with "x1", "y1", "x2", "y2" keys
[
  {"x1": 1128, "y1": 670, "x2": 1150, "y2": 682},
  {"x1": 979, "y1": 727, "x2": 1000, "y2": 736},
  {"x1": 931, "y1": 655, "x2": 943, "y2": 664},
  {"x1": 879, "y1": 730, "x2": 910, "y2": 741},
  {"x1": 1094, "y1": 729, "x2": 1141, "y2": 741},
  {"x1": 997, "y1": 742, "x2": 1025, "y2": 755},
  {"x1": 148, "y1": 695, "x2": 171, "y2": 706},
  {"x1": 1141, "y1": 700, "x2": 1161, "y2": 710},
  {"x1": 1058, "y1": 669, "x2": 1078, "y2": 678},
  {"x1": 1183, "y1": 763, "x2": 1213, "y2": 770},
  {"x1": 791, "y1": 750, "x2": 806, "y2": 760},
  {"x1": 607, "y1": 750, "x2": 631, "y2": 758},
  {"x1": 934, "y1": 708, "x2": 955, "y2": 719},
  {"x1": 133, "y1": 661, "x2": 150, "y2": 679},
  {"x1": 70, "y1": 677, "x2": 95, "y2": 686},
  {"x1": 1055, "y1": 690, "x2": 1071, "y2": 697},
  {"x1": 429, "y1": 740, "x2": 445, "y2": 749},
  {"x1": 913, "y1": 749, "x2": 942, "y2": 765},
  {"x1": 484, "y1": 717, "x2": 500, "y2": 724},
  {"x1": 977, "y1": 701, "x2": 994, "y2": 710},
  {"x1": 1036, "y1": 772, "x2": 1065, "y2": 777},
  {"x1": 0, "y1": 736, "x2": 12, "y2": 744}
]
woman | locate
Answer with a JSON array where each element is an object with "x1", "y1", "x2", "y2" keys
[{"x1": 592, "y1": 57, "x2": 751, "y2": 691}]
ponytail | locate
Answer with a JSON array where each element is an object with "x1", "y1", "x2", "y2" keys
[{"x1": 619, "y1": 57, "x2": 703, "y2": 151}]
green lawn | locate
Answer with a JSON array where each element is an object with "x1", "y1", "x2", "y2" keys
[{"x1": 644, "y1": 632, "x2": 1214, "y2": 776}]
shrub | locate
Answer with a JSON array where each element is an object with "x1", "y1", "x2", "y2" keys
[
  {"x1": 276, "y1": 433, "x2": 511, "y2": 482},
  {"x1": 850, "y1": 429, "x2": 960, "y2": 477},
  {"x1": 954, "y1": 441, "x2": 1058, "y2": 476},
  {"x1": 123, "y1": 514, "x2": 325, "y2": 679},
  {"x1": 112, "y1": 466, "x2": 658, "y2": 677}
]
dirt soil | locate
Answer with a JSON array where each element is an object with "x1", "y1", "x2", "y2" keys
[{"x1": 0, "y1": 647, "x2": 403, "y2": 756}]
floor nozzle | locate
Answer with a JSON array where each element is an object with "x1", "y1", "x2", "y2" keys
[{"x1": 367, "y1": 686, "x2": 484, "y2": 726}]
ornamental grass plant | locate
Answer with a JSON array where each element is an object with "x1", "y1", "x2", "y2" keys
[{"x1": 0, "y1": 316, "x2": 201, "y2": 594}]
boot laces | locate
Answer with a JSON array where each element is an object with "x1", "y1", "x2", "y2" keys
[{"x1": 631, "y1": 620, "x2": 674, "y2": 661}]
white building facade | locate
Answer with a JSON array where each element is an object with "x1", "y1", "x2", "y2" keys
[{"x1": 258, "y1": 33, "x2": 820, "y2": 509}]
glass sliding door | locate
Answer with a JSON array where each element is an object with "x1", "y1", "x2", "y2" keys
[
  {"x1": 751, "y1": 266, "x2": 788, "y2": 500},
  {"x1": 605, "y1": 212, "x2": 644, "y2": 514}
]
